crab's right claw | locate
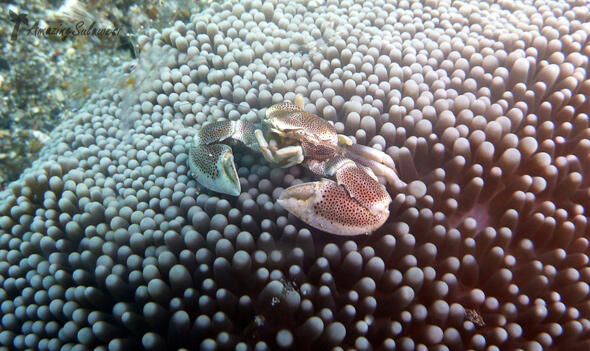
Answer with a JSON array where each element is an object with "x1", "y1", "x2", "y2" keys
[
  {"x1": 278, "y1": 178, "x2": 390, "y2": 236},
  {"x1": 188, "y1": 142, "x2": 241, "y2": 196}
]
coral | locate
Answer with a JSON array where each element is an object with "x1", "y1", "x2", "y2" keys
[{"x1": 1, "y1": 0, "x2": 590, "y2": 349}]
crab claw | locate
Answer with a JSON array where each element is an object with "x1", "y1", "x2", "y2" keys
[
  {"x1": 188, "y1": 143, "x2": 240, "y2": 196},
  {"x1": 278, "y1": 169, "x2": 391, "y2": 236}
]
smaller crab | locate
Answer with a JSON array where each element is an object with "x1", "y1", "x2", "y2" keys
[{"x1": 188, "y1": 94, "x2": 404, "y2": 235}]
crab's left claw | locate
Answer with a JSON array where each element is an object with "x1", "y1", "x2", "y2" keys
[
  {"x1": 188, "y1": 119, "x2": 260, "y2": 196},
  {"x1": 188, "y1": 143, "x2": 240, "y2": 196},
  {"x1": 278, "y1": 161, "x2": 391, "y2": 236}
]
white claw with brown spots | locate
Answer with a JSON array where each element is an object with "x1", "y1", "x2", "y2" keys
[{"x1": 278, "y1": 157, "x2": 392, "y2": 236}]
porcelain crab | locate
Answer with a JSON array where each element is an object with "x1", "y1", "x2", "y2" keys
[{"x1": 188, "y1": 94, "x2": 403, "y2": 235}]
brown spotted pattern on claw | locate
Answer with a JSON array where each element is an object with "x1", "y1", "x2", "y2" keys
[
  {"x1": 188, "y1": 143, "x2": 240, "y2": 196},
  {"x1": 334, "y1": 162, "x2": 391, "y2": 212},
  {"x1": 196, "y1": 120, "x2": 235, "y2": 145},
  {"x1": 278, "y1": 179, "x2": 390, "y2": 236}
]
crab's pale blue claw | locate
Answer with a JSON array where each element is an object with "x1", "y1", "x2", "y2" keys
[{"x1": 188, "y1": 143, "x2": 240, "y2": 196}]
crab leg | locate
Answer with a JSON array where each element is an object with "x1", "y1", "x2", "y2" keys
[
  {"x1": 344, "y1": 143, "x2": 406, "y2": 189},
  {"x1": 194, "y1": 119, "x2": 259, "y2": 149},
  {"x1": 278, "y1": 157, "x2": 392, "y2": 236},
  {"x1": 188, "y1": 119, "x2": 258, "y2": 196},
  {"x1": 347, "y1": 143, "x2": 396, "y2": 169},
  {"x1": 254, "y1": 129, "x2": 304, "y2": 167}
]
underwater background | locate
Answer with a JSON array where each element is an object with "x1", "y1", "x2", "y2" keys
[{"x1": 1, "y1": 0, "x2": 590, "y2": 349}]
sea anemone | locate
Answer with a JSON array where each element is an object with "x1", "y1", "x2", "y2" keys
[{"x1": 1, "y1": 0, "x2": 590, "y2": 349}]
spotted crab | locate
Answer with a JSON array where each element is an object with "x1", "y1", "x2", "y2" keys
[{"x1": 188, "y1": 94, "x2": 403, "y2": 235}]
